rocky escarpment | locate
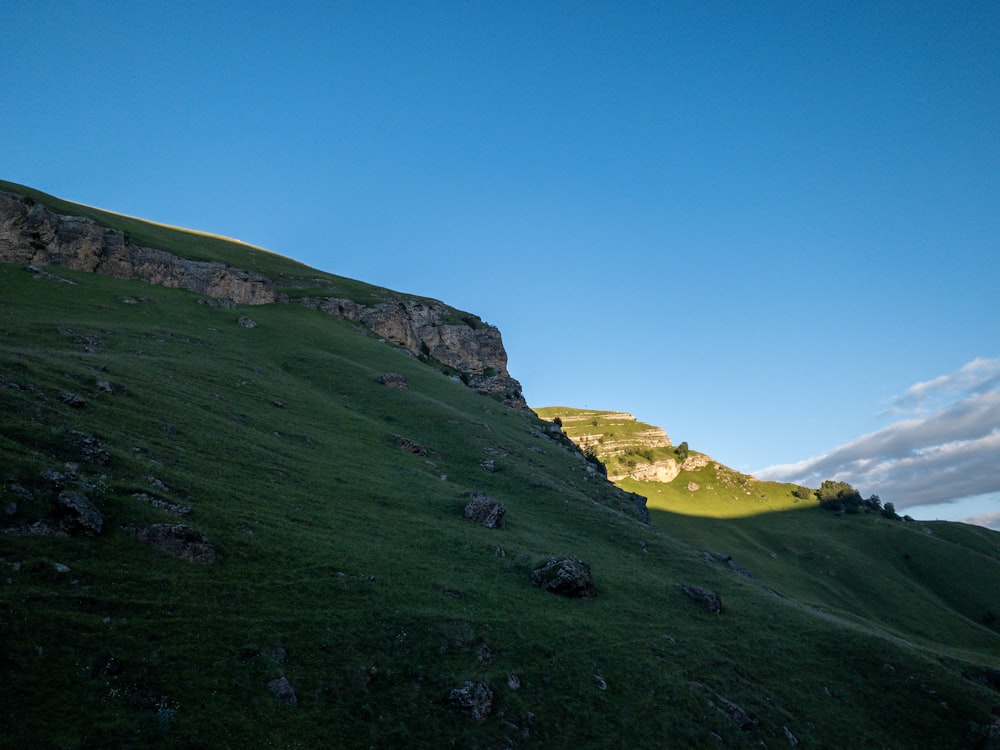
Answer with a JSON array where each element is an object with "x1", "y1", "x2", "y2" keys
[
  {"x1": 556, "y1": 412, "x2": 672, "y2": 457},
  {"x1": 0, "y1": 188, "x2": 527, "y2": 409},
  {"x1": 537, "y1": 408, "x2": 717, "y2": 484},
  {"x1": 614, "y1": 453, "x2": 711, "y2": 483},
  {"x1": 0, "y1": 191, "x2": 277, "y2": 304},
  {"x1": 301, "y1": 296, "x2": 526, "y2": 410}
]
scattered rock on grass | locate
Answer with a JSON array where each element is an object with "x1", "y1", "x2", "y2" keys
[
  {"x1": 67, "y1": 431, "x2": 110, "y2": 465},
  {"x1": 395, "y1": 436, "x2": 427, "y2": 456},
  {"x1": 448, "y1": 681, "x2": 493, "y2": 722},
  {"x1": 681, "y1": 583, "x2": 722, "y2": 614},
  {"x1": 376, "y1": 373, "x2": 409, "y2": 389},
  {"x1": 703, "y1": 551, "x2": 753, "y2": 578},
  {"x1": 56, "y1": 491, "x2": 104, "y2": 536},
  {"x1": 124, "y1": 523, "x2": 216, "y2": 564},
  {"x1": 531, "y1": 556, "x2": 596, "y2": 599},
  {"x1": 131, "y1": 492, "x2": 191, "y2": 516},
  {"x1": 59, "y1": 392, "x2": 86, "y2": 408},
  {"x1": 462, "y1": 493, "x2": 506, "y2": 529}
]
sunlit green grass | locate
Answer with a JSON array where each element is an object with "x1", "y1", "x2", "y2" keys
[{"x1": 622, "y1": 470, "x2": 812, "y2": 518}]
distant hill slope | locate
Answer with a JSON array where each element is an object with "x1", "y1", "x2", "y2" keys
[
  {"x1": 538, "y1": 406, "x2": 1000, "y2": 668},
  {"x1": 535, "y1": 406, "x2": 813, "y2": 516},
  {"x1": 1, "y1": 183, "x2": 999, "y2": 748}
]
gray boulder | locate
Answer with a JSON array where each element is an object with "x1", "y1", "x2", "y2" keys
[
  {"x1": 448, "y1": 681, "x2": 493, "y2": 722},
  {"x1": 56, "y1": 491, "x2": 104, "y2": 536},
  {"x1": 462, "y1": 494, "x2": 506, "y2": 529},
  {"x1": 531, "y1": 556, "x2": 596, "y2": 599}
]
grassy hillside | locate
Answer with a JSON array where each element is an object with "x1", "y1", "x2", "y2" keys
[
  {"x1": 535, "y1": 406, "x2": 813, "y2": 517},
  {"x1": 0, "y1": 179, "x2": 452, "y2": 308},
  {"x1": 538, "y1": 408, "x2": 1000, "y2": 655},
  {"x1": 1, "y1": 204, "x2": 999, "y2": 747}
]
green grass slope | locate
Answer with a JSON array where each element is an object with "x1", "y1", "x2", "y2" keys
[
  {"x1": 1, "y1": 211, "x2": 999, "y2": 747},
  {"x1": 535, "y1": 406, "x2": 813, "y2": 518},
  {"x1": 0, "y1": 179, "x2": 455, "y2": 308},
  {"x1": 538, "y1": 407, "x2": 1000, "y2": 654}
]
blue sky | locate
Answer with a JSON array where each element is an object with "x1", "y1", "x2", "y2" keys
[{"x1": 3, "y1": 1, "x2": 998, "y2": 527}]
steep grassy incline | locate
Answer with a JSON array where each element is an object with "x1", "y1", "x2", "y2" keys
[
  {"x1": 0, "y1": 179, "x2": 375, "y2": 301},
  {"x1": 1, "y1": 225, "x2": 999, "y2": 746}
]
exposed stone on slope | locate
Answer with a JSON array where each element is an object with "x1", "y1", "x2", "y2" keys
[
  {"x1": 59, "y1": 392, "x2": 86, "y2": 408},
  {"x1": 376, "y1": 373, "x2": 409, "y2": 389},
  {"x1": 66, "y1": 431, "x2": 110, "y2": 465},
  {"x1": 682, "y1": 454, "x2": 712, "y2": 471},
  {"x1": 395, "y1": 436, "x2": 428, "y2": 456},
  {"x1": 301, "y1": 296, "x2": 527, "y2": 410},
  {"x1": 611, "y1": 487, "x2": 651, "y2": 523},
  {"x1": 0, "y1": 188, "x2": 529, "y2": 410},
  {"x1": 531, "y1": 555, "x2": 596, "y2": 599},
  {"x1": 617, "y1": 458, "x2": 680, "y2": 483},
  {"x1": 0, "y1": 191, "x2": 278, "y2": 305},
  {"x1": 56, "y1": 491, "x2": 104, "y2": 536},
  {"x1": 681, "y1": 583, "x2": 722, "y2": 614},
  {"x1": 462, "y1": 493, "x2": 506, "y2": 529},
  {"x1": 558, "y1": 412, "x2": 672, "y2": 457},
  {"x1": 703, "y1": 551, "x2": 753, "y2": 579},
  {"x1": 448, "y1": 681, "x2": 493, "y2": 722},
  {"x1": 124, "y1": 523, "x2": 217, "y2": 564}
]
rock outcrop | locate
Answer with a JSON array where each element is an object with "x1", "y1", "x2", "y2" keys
[
  {"x1": 681, "y1": 583, "x2": 722, "y2": 614},
  {"x1": 0, "y1": 191, "x2": 277, "y2": 305},
  {"x1": 301, "y1": 296, "x2": 527, "y2": 410},
  {"x1": 558, "y1": 412, "x2": 672, "y2": 457},
  {"x1": 462, "y1": 493, "x2": 506, "y2": 529},
  {"x1": 124, "y1": 523, "x2": 217, "y2": 564},
  {"x1": 531, "y1": 555, "x2": 597, "y2": 599},
  {"x1": 618, "y1": 458, "x2": 680, "y2": 483},
  {"x1": 448, "y1": 681, "x2": 493, "y2": 722},
  {"x1": 376, "y1": 373, "x2": 409, "y2": 389},
  {"x1": 56, "y1": 491, "x2": 104, "y2": 537},
  {"x1": 0, "y1": 188, "x2": 528, "y2": 409}
]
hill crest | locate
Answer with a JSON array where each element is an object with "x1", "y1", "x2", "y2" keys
[{"x1": 0, "y1": 181, "x2": 527, "y2": 409}]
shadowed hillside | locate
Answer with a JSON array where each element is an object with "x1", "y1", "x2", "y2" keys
[{"x1": 2, "y1": 184, "x2": 999, "y2": 749}]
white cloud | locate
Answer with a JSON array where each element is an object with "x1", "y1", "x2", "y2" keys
[
  {"x1": 961, "y1": 511, "x2": 1000, "y2": 531},
  {"x1": 881, "y1": 357, "x2": 1000, "y2": 415},
  {"x1": 756, "y1": 358, "x2": 1000, "y2": 513}
]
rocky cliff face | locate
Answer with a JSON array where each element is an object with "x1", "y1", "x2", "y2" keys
[
  {"x1": 557, "y1": 412, "x2": 673, "y2": 457},
  {"x1": 0, "y1": 188, "x2": 527, "y2": 410},
  {"x1": 609, "y1": 453, "x2": 712, "y2": 483},
  {"x1": 301, "y1": 296, "x2": 526, "y2": 410},
  {"x1": 536, "y1": 408, "x2": 716, "y2": 483},
  {"x1": 0, "y1": 191, "x2": 278, "y2": 305}
]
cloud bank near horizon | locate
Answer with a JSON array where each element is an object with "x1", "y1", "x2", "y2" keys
[{"x1": 756, "y1": 358, "x2": 1000, "y2": 511}]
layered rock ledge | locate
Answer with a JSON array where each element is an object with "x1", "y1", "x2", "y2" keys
[
  {"x1": 0, "y1": 188, "x2": 527, "y2": 409},
  {"x1": 0, "y1": 191, "x2": 277, "y2": 304}
]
